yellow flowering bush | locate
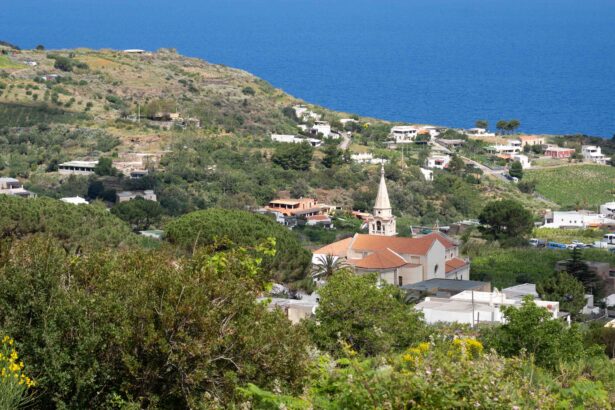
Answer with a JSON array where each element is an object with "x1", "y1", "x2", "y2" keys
[
  {"x1": 0, "y1": 335, "x2": 35, "y2": 409},
  {"x1": 402, "y1": 342, "x2": 430, "y2": 367},
  {"x1": 449, "y1": 337, "x2": 484, "y2": 360}
]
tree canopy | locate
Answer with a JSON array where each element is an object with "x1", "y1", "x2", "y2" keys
[
  {"x1": 0, "y1": 195, "x2": 137, "y2": 250},
  {"x1": 482, "y1": 297, "x2": 585, "y2": 369},
  {"x1": 271, "y1": 141, "x2": 313, "y2": 171},
  {"x1": 537, "y1": 271, "x2": 586, "y2": 315},
  {"x1": 478, "y1": 199, "x2": 534, "y2": 245},
  {"x1": 164, "y1": 208, "x2": 311, "y2": 283},
  {"x1": 306, "y1": 271, "x2": 426, "y2": 356},
  {"x1": 111, "y1": 197, "x2": 163, "y2": 230}
]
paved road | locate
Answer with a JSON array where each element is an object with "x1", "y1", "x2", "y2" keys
[{"x1": 430, "y1": 140, "x2": 509, "y2": 182}]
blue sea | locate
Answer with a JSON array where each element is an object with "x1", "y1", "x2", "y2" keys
[{"x1": 2, "y1": 0, "x2": 615, "y2": 137}]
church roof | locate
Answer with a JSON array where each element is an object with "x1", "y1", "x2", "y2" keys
[
  {"x1": 445, "y1": 257, "x2": 469, "y2": 273},
  {"x1": 373, "y1": 165, "x2": 391, "y2": 210},
  {"x1": 348, "y1": 248, "x2": 417, "y2": 270},
  {"x1": 313, "y1": 232, "x2": 456, "y2": 258},
  {"x1": 312, "y1": 237, "x2": 353, "y2": 257},
  {"x1": 352, "y1": 232, "x2": 455, "y2": 255}
]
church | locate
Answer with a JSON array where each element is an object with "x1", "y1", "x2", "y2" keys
[{"x1": 313, "y1": 165, "x2": 470, "y2": 286}]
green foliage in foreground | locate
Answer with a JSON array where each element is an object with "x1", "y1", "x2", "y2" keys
[
  {"x1": 469, "y1": 245, "x2": 615, "y2": 288},
  {"x1": 165, "y1": 208, "x2": 311, "y2": 283},
  {"x1": 242, "y1": 335, "x2": 614, "y2": 409},
  {"x1": 0, "y1": 236, "x2": 309, "y2": 408},
  {"x1": 526, "y1": 165, "x2": 615, "y2": 208},
  {"x1": 307, "y1": 272, "x2": 426, "y2": 357},
  {"x1": 0, "y1": 195, "x2": 138, "y2": 250},
  {"x1": 482, "y1": 297, "x2": 585, "y2": 369},
  {"x1": 0, "y1": 237, "x2": 614, "y2": 408}
]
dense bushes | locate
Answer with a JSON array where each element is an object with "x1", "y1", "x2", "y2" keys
[
  {"x1": 0, "y1": 195, "x2": 137, "y2": 250},
  {"x1": 165, "y1": 208, "x2": 311, "y2": 283},
  {"x1": 0, "y1": 236, "x2": 309, "y2": 408},
  {"x1": 246, "y1": 279, "x2": 615, "y2": 408},
  {"x1": 307, "y1": 272, "x2": 426, "y2": 356}
]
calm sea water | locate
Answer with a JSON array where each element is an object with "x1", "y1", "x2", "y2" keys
[{"x1": 2, "y1": 0, "x2": 615, "y2": 137}]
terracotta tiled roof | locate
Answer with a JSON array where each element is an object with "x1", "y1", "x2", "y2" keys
[
  {"x1": 313, "y1": 237, "x2": 353, "y2": 257},
  {"x1": 351, "y1": 232, "x2": 455, "y2": 255},
  {"x1": 307, "y1": 214, "x2": 331, "y2": 221},
  {"x1": 348, "y1": 248, "x2": 411, "y2": 270},
  {"x1": 445, "y1": 257, "x2": 468, "y2": 273}
]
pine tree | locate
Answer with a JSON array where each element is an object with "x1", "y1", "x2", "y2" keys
[{"x1": 565, "y1": 248, "x2": 604, "y2": 298}]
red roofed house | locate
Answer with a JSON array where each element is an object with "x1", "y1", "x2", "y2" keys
[
  {"x1": 313, "y1": 165, "x2": 469, "y2": 286},
  {"x1": 544, "y1": 146, "x2": 575, "y2": 159},
  {"x1": 266, "y1": 197, "x2": 321, "y2": 217}
]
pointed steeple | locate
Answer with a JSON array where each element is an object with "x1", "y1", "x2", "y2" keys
[
  {"x1": 368, "y1": 164, "x2": 396, "y2": 236},
  {"x1": 374, "y1": 164, "x2": 391, "y2": 211}
]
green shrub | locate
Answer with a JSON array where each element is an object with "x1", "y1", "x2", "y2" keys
[{"x1": 165, "y1": 208, "x2": 311, "y2": 283}]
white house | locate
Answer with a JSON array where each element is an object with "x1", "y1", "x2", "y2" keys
[
  {"x1": 293, "y1": 105, "x2": 321, "y2": 122},
  {"x1": 582, "y1": 145, "x2": 609, "y2": 165},
  {"x1": 416, "y1": 289, "x2": 560, "y2": 325},
  {"x1": 419, "y1": 126, "x2": 443, "y2": 139},
  {"x1": 600, "y1": 202, "x2": 615, "y2": 218},
  {"x1": 426, "y1": 155, "x2": 451, "y2": 169},
  {"x1": 340, "y1": 118, "x2": 358, "y2": 126},
  {"x1": 420, "y1": 168, "x2": 434, "y2": 181},
  {"x1": 272, "y1": 134, "x2": 300, "y2": 143},
  {"x1": 271, "y1": 134, "x2": 322, "y2": 147},
  {"x1": 486, "y1": 141, "x2": 522, "y2": 155},
  {"x1": 543, "y1": 210, "x2": 615, "y2": 229},
  {"x1": 58, "y1": 160, "x2": 98, "y2": 175},
  {"x1": 311, "y1": 121, "x2": 332, "y2": 138},
  {"x1": 60, "y1": 196, "x2": 89, "y2": 205},
  {"x1": 512, "y1": 154, "x2": 531, "y2": 169},
  {"x1": 0, "y1": 177, "x2": 33, "y2": 198},
  {"x1": 466, "y1": 128, "x2": 495, "y2": 137},
  {"x1": 116, "y1": 190, "x2": 157, "y2": 203},
  {"x1": 350, "y1": 153, "x2": 387, "y2": 165},
  {"x1": 390, "y1": 126, "x2": 418, "y2": 143}
]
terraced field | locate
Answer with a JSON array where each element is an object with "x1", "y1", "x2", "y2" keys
[{"x1": 526, "y1": 164, "x2": 615, "y2": 208}]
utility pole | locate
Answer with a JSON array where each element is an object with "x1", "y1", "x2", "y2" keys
[{"x1": 471, "y1": 290, "x2": 475, "y2": 328}]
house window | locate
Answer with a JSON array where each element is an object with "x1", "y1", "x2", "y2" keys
[{"x1": 398, "y1": 276, "x2": 403, "y2": 286}]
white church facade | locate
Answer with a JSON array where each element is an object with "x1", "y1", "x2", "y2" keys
[{"x1": 313, "y1": 165, "x2": 470, "y2": 286}]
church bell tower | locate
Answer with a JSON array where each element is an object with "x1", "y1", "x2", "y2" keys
[{"x1": 368, "y1": 164, "x2": 397, "y2": 236}]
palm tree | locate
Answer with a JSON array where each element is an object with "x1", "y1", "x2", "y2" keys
[{"x1": 311, "y1": 254, "x2": 348, "y2": 280}]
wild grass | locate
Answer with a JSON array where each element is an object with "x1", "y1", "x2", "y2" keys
[
  {"x1": 0, "y1": 55, "x2": 22, "y2": 69},
  {"x1": 468, "y1": 244, "x2": 615, "y2": 289},
  {"x1": 526, "y1": 165, "x2": 615, "y2": 209},
  {"x1": 0, "y1": 102, "x2": 89, "y2": 126}
]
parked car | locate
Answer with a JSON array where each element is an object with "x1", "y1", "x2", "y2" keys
[
  {"x1": 547, "y1": 241, "x2": 567, "y2": 249},
  {"x1": 569, "y1": 241, "x2": 588, "y2": 249},
  {"x1": 529, "y1": 238, "x2": 546, "y2": 248}
]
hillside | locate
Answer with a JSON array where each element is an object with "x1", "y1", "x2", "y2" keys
[
  {"x1": 0, "y1": 46, "x2": 573, "y2": 228},
  {"x1": 526, "y1": 165, "x2": 615, "y2": 209}
]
